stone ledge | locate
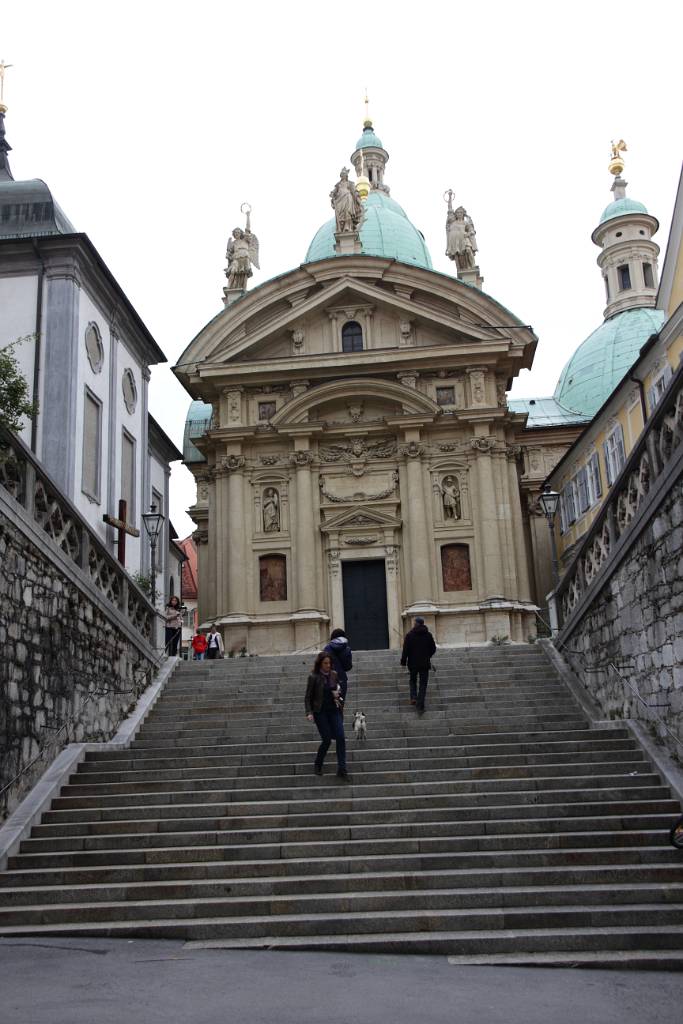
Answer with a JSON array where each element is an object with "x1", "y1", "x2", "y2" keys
[{"x1": 0, "y1": 657, "x2": 178, "y2": 872}]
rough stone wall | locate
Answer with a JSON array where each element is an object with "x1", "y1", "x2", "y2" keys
[
  {"x1": 0, "y1": 512, "x2": 154, "y2": 818},
  {"x1": 561, "y1": 480, "x2": 683, "y2": 758}
]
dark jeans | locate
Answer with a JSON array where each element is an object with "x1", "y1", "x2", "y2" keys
[
  {"x1": 409, "y1": 667, "x2": 430, "y2": 709},
  {"x1": 313, "y1": 708, "x2": 346, "y2": 772},
  {"x1": 165, "y1": 626, "x2": 180, "y2": 656},
  {"x1": 206, "y1": 647, "x2": 219, "y2": 660}
]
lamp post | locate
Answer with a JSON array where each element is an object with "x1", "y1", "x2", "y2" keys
[
  {"x1": 142, "y1": 502, "x2": 165, "y2": 608},
  {"x1": 538, "y1": 485, "x2": 560, "y2": 588}
]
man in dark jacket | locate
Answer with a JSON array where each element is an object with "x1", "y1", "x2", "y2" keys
[
  {"x1": 400, "y1": 616, "x2": 436, "y2": 715},
  {"x1": 324, "y1": 629, "x2": 353, "y2": 701}
]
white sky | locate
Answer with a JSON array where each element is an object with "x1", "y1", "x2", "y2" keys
[{"x1": 3, "y1": 0, "x2": 682, "y2": 537}]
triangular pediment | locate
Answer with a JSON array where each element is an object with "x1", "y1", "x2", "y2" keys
[
  {"x1": 320, "y1": 505, "x2": 400, "y2": 532},
  {"x1": 175, "y1": 260, "x2": 534, "y2": 383}
]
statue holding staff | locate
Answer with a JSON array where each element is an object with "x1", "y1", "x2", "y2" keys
[
  {"x1": 226, "y1": 202, "x2": 260, "y2": 291},
  {"x1": 330, "y1": 167, "x2": 363, "y2": 233}
]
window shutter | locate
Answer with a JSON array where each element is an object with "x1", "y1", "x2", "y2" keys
[
  {"x1": 603, "y1": 440, "x2": 613, "y2": 486},
  {"x1": 577, "y1": 467, "x2": 589, "y2": 514},
  {"x1": 615, "y1": 424, "x2": 626, "y2": 471},
  {"x1": 589, "y1": 453, "x2": 602, "y2": 500}
]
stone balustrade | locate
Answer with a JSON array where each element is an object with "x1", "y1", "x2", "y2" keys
[
  {"x1": 0, "y1": 425, "x2": 157, "y2": 817},
  {"x1": 550, "y1": 360, "x2": 683, "y2": 756}
]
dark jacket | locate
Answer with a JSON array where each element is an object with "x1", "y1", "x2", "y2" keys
[
  {"x1": 324, "y1": 636, "x2": 353, "y2": 688},
  {"x1": 305, "y1": 670, "x2": 340, "y2": 715},
  {"x1": 400, "y1": 624, "x2": 436, "y2": 670}
]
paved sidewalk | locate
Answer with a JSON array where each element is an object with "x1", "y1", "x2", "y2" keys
[{"x1": 1, "y1": 938, "x2": 682, "y2": 1024}]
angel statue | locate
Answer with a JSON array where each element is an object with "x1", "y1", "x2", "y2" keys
[
  {"x1": 226, "y1": 204, "x2": 259, "y2": 291},
  {"x1": 445, "y1": 205, "x2": 477, "y2": 271},
  {"x1": 330, "y1": 167, "x2": 363, "y2": 234}
]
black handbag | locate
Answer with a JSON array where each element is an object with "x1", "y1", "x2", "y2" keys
[{"x1": 669, "y1": 815, "x2": 683, "y2": 850}]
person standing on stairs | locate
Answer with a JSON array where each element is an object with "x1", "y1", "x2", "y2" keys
[
  {"x1": 164, "y1": 595, "x2": 183, "y2": 656},
  {"x1": 305, "y1": 652, "x2": 349, "y2": 780},
  {"x1": 400, "y1": 616, "x2": 436, "y2": 716},
  {"x1": 324, "y1": 628, "x2": 353, "y2": 703},
  {"x1": 206, "y1": 625, "x2": 224, "y2": 660}
]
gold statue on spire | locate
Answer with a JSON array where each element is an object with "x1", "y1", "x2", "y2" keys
[
  {"x1": 0, "y1": 59, "x2": 13, "y2": 113},
  {"x1": 364, "y1": 88, "x2": 371, "y2": 127},
  {"x1": 608, "y1": 139, "x2": 627, "y2": 177}
]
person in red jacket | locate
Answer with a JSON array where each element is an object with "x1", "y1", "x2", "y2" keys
[{"x1": 191, "y1": 632, "x2": 208, "y2": 661}]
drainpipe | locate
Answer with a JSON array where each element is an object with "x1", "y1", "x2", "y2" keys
[
  {"x1": 30, "y1": 240, "x2": 45, "y2": 454},
  {"x1": 629, "y1": 374, "x2": 647, "y2": 427}
]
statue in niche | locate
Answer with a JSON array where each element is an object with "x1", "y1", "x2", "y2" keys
[
  {"x1": 225, "y1": 205, "x2": 259, "y2": 290},
  {"x1": 444, "y1": 191, "x2": 478, "y2": 271},
  {"x1": 441, "y1": 475, "x2": 462, "y2": 520},
  {"x1": 262, "y1": 487, "x2": 280, "y2": 532},
  {"x1": 330, "y1": 168, "x2": 363, "y2": 233}
]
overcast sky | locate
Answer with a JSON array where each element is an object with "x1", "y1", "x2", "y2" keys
[{"x1": 3, "y1": 0, "x2": 682, "y2": 536}]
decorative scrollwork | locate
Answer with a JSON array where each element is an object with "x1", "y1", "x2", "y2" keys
[
  {"x1": 289, "y1": 450, "x2": 315, "y2": 467},
  {"x1": 319, "y1": 471, "x2": 399, "y2": 503}
]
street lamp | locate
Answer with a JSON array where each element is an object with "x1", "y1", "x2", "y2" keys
[
  {"x1": 142, "y1": 502, "x2": 165, "y2": 607},
  {"x1": 538, "y1": 485, "x2": 560, "y2": 587}
]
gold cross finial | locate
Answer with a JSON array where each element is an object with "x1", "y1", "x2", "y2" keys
[
  {"x1": 0, "y1": 59, "x2": 13, "y2": 109},
  {"x1": 364, "y1": 89, "x2": 371, "y2": 127}
]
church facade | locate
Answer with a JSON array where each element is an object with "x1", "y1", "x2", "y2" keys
[{"x1": 176, "y1": 119, "x2": 547, "y2": 654}]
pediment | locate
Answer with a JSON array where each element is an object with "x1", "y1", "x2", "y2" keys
[
  {"x1": 175, "y1": 260, "x2": 534, "y2": 382},
  {"x1": 320, "y1": 505, "x2": 400, "y2": 532}
]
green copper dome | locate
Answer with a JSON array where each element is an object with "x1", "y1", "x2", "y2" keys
[
  {"x1": 305, "y1": 190, "x2": 432, "y2": 269},
  {"x1": 554, "y1": 307, "x2": 665, "y2": 417},
  {"x1": 183, "y1": 399, "x2": 213, "y2": 463},
  {"x1": 599, "y1": 196, "x2": 648, "y2": 224},
  {"x1": 355, "y1": 124, "x2": 384, "y2": 150}
]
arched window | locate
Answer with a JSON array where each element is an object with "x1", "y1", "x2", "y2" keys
[
  {"x1": 342, "y1": 320, "x2": 363, "y2": 353},
  {"x1": 259, "y1": 554, "x2": 287, "y2": 601},
  {"x1": 441, "y1": 544, "x2": 472, "y2": 592}
]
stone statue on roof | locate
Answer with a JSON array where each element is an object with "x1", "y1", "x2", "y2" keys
[
  {"x1": 330, "y1": 167, "x2": 363, "y2": 234},
  {"x1": 446, "y1": 205, "x2": 477, "y2": 271},
  {"x1": 226, "y1": 204, "x2": 259, "y2": 291}
]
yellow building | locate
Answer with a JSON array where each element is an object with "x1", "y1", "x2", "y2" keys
[{"x1": 548, "y1": 158, "x2": 683, "y2": 566}]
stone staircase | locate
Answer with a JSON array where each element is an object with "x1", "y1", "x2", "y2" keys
[{"x1": 1, "y1": 645, "x2": 682, "y2": 967}]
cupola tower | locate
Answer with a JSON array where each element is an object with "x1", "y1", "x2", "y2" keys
[{"x1": 592, "y1": 141, "x2": 660, "y2": 319}]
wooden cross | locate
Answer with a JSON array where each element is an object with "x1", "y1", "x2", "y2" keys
[{"x1": 103, "y1": 499, "x2": 140, "y2": 565}]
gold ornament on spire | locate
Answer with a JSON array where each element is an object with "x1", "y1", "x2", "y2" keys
[
  {"x1": 363, "y1": 88, "x2": 371, "y2": 127},
  {"x1": 0, "y1": 58, "x2": 13, "y2": 114},
  {"x1": 608, "y1": 139, "x2": 627, "y2": 177}
]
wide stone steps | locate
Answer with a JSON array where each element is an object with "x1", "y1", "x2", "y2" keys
[{"x1": 1, "y1": 645, "x2": 681, "y2": 967}]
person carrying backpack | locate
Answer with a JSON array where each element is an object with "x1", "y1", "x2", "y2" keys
[{"x1": 324, "y1": 628, "x2": 353, "y2": 702}]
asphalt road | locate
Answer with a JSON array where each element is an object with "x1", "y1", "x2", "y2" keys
[{"x1": 1, "y1": 938, "x2": 683, "y2": 1024}]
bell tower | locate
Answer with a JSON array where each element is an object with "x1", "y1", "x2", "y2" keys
[{"x1": 592, "y1": 141, "x2": 660, "y2": 319}]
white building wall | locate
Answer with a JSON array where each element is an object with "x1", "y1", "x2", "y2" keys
[{"x1": 0, "y1": 273, "x2": 39, "y2": 446}]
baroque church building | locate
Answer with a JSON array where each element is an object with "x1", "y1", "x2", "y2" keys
[{"x1": 176, "y1": 120, "x2": 661, "y2": 655}]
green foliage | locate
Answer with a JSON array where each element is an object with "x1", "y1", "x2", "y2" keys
[
  {"x1": 0, "y1": 335, "x2": 38, "y2": 432},
  {"x1": 490, "y1": 633, "x2": 510, "y2": 646},
  {"x1": 131, "y1": 571, "x2": 159, "y2": 606}
]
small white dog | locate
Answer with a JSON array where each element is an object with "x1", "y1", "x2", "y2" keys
[{"x1": 353, "y1": 711, "x2": 367, "y2": 742}]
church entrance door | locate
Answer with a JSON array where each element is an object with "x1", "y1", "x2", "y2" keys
[{"x1": 342, "y1": 560, "x2": 389, "y2": 650}]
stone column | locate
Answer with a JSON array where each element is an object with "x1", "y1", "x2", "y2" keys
[
  {"x1": 506, "y1": 451, "x2": 532, "y2": 602},
  {"x1": 291, "y1": 448, "x2": 316, "y2": 611},
  {"x1": 224, "y1": 456, "x2": 247, "y2": 614},
  {"x1": 42, "y1": 271, "x2": 80, "y2": 495},
  {"x1": 212, "y1": 467, "x2": 229, "y2": 616},
  {"x1": 471, "y1": 439, "x2": 505, "y2": 598},
  {"x1": 401, "y1": 440, "x2": 433, "y2": 606}
]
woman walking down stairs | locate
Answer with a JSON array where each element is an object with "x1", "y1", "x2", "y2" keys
[{"x1": 0, "y1": 646, "x2": 682, "y2": 968}]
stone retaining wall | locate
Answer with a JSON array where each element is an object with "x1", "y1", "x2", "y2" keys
[
  {"x1": 0, "y1": 505, "x2": 155, "y2": 819},
  {"x1": 559, "y1": 480, "x2": 683, "y2": 758}
]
